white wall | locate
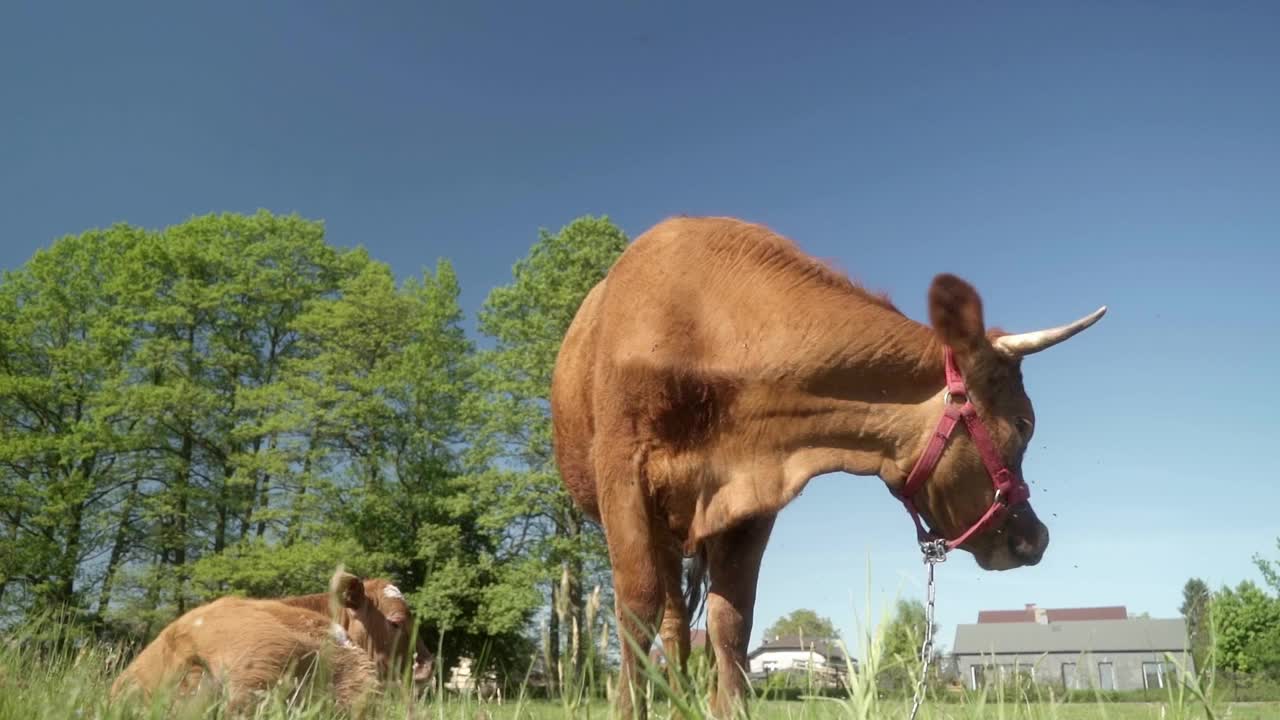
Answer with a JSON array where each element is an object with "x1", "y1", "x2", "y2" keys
[{"x1": 749, "y1": 649, "x2": 829, "y2": 674}]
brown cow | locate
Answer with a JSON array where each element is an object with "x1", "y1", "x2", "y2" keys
[
  {"x1": 550, "y1": 216, "x2": 1106, "y2": 717},
  {"x1": 279, "y1": 570, "x2": 436, "y2": 688},
  {"x1": 110, "y1": 570, "x2": 434, "y2": 714},
  {"x1": 108, "y1": 596, "x2": 379, "y2": 715}
]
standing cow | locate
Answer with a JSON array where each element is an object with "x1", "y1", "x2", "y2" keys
[{"x1": 550, "y1": 216, "x2": 1105, "y2": 717}]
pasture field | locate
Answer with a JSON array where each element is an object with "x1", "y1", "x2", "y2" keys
[{"x1": 1, "y1": 632, "x2": 1272, "y2": 720}]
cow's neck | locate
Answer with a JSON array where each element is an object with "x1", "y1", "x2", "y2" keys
[
  {"x1": 689, "y1": 306, "x2": 947, "y2": 545},
  {"x1": 758, "y1": 308, "x2": 945, "y2": 489},
  {"x1": 279, "y1": 591, "x2": 352, "y2": 629}
]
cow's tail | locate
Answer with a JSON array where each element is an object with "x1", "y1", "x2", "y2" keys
[{"x1": 682, "y1": 544, "x2": 709, "y2": 629}]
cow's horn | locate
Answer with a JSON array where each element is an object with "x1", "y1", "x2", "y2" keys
[{"x1": 992, "y1": 306, "x2": 1107, "y2": 358}]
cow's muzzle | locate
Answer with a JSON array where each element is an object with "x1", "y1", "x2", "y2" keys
[{"x1": 1005, "y1": 501, "x2": 1049, "y2": 565}]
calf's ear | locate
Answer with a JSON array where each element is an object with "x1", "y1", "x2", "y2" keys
[{"x1": 329, "y1": 568, "x2": 366, "y2": 610}]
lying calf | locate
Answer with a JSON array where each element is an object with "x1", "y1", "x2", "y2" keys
[
  {"x1": 110, "y1": 569, "x2": 434, "y2": 714},
  {"x1": 108, "y1": 594, "x2": 378, "y2": 714},
  {"x1": 280, "y1": 569, "x2": 435, "y2": 687}
]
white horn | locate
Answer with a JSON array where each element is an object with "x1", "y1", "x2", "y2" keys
[{"x1": 992, "y1": 306, "x2": 1107, "y2": 358}]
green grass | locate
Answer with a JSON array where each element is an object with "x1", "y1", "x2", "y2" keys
[
  {"x1": 3, "y1": 587, "x2": 1273, "y2": 720},
  {"x1": 5, "y1": 620, "x2": 1275, "y2": 720},
  {"x1": 1, "y1": 636, "x2": 1276, "y2": 720}
]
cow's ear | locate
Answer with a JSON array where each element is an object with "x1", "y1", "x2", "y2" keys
[
  {"x1": 928, "y1": 273, "x2": 987, "y2": 353},
  {"x1": 331, "y1": 571, "x2": 366, "y2": 610}
]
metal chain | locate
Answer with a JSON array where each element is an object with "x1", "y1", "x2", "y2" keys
[{"x1": 908, "y1": 540, "x2": 946, "y2": 720}]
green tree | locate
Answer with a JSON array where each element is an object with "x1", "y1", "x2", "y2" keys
[
  {"x1": 1180, "y1": 577, "x2": 1211, "y2": 676},
  {"x1": 1255, "y1": 539, "x2": 1280, "y2": 595},
  {"x1": 0, "y1": 224, "x2": 145, "y2": 629},
  {"x1": 1210, "y1": 580, "x2": 1280, "y2": 675},
  {"x1": 104, "y1": 211, "x2": 355, "y2": 632},
  {"x1": 878, "y1": 598, "x2": 940, "y2": 690},
  {"x1": 467, "y1": 215, "x2": 629, "y2": 694},
  {"x1": 762, "y1": 609, "x2": 840, "y2": 642}
]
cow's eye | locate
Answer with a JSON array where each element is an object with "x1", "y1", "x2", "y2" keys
[{"x1": 1014, "y1": 417, "x2": 1034, "y2": 439}]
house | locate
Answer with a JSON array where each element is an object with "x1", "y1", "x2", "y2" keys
[
  {"x1": 977, "y1": 603, "x2": 1127, "y2": 624},
  {"x1": 746, "y1": 634, "x2": 854, "y2": 685},
  {"x1": 952, "y1": 603, "x2": 1193, "y2": 692},
  {"x1": 649, "y1": 628, "x2": 709, "y2": 666},
  {"x1": 444, "y1": 656, "x2": 502, "y2": 701}
]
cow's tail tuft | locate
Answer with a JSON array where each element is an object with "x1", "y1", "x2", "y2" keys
[{"x1": 682, "y1": 544, "x2": 709, "y2": 629}]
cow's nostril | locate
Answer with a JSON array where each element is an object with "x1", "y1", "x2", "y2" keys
[{"x1": 1009, "y1": 533, "x2": 1043, "y2": 565}]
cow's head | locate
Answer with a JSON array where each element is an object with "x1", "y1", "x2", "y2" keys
[
  {"x1": 329, "y1": 571, "x2": 435, "y2": 687},
  {"x1": 912, "y1": 273, "x2": 1104, "y2": 571}
]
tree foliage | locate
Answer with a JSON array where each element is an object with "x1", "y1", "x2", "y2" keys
[
  {"x1": 1181, "y1": 577, "x2": 1211, "y2": 676},
  {"x1": 877, "y1": 598, "x2": 941, "y2": 690},
  {"x1": 0, "y1": 210, "x2": 638, "y2": 696},
  {"x1": 466, "y1": 215, "x2": 628, "y2": 690},
  {"x1": 762, "y1": 609, "x2": 840, "y2": 642},
  {"x1": 1210, "y1": 580, "x2": 1280, "y2": 676}
]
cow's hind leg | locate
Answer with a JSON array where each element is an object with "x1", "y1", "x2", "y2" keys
[
  {"x1": 705, "y1": 513, "x2": 777, "y2": 719},
  {"x1": 657, "y1": 539, "x2": 691, "y2": 691},
  {"x1": 597, "y1": 444, "x2": 664, "y2": 719}
]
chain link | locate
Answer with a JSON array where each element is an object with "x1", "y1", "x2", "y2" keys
[{"x1": 907, "y1": 540, "x2": 946, "y2": 720}]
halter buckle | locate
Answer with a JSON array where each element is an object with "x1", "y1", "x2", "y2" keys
[{"x1": 920, "y1": 538, "x2": 948, "y2": 564}]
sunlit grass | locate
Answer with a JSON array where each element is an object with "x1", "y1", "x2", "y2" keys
[{"x1": 1, "y1": 588, "x2": 1273, "y2": 720}]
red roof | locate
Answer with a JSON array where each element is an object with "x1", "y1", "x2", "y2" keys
[
  {"x1": 649, "y1": 629, "x2": 709, "y2": 663},
  {"x1": 977, "y1": 604, "x2": 1127, "y2": 623}
]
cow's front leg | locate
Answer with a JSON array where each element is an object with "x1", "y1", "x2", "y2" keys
[
  {"x1": 705, "y1": 513, "x2": 776, "y2": 719},
  {"x1": 598, "y1": 447, "x2": 664, "y2": 719}
]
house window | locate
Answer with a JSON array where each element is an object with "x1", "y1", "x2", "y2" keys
[
  {"x1": 1061, "y1": 662, "x2": 1080, "y2": 690},
  {"x1": 970, "y1": 665, "x2": 985, "y2": 690},
  {"x1": 1143, "y1": 661, "x2": 1169, "y2": 690},
  {"x1": 998, "y1": 663, "x2": 1032, "y2": 684},
  {"x1": 1098, "y1": 662, "x2": 1115, "y2": 691}
]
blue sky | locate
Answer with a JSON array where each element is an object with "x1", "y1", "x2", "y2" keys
[{"x1": 3, "y1": 1, "x2": 1278, "y2": 653}]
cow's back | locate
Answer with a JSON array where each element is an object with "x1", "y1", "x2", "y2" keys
[
  {"x1": 552, "y1": 216, "x2": 870, "y2": 539},
  {"x1": 552, "y1": 216, "x2": 770, "y2": 523},
  {"x1": 551, "y1": 278, "x2": 608, "y2": 521}
]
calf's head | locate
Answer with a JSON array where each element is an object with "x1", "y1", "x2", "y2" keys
[
  {"x1": 910, "y1": 273, "x2": 1104, "y2": 571},
  {"x1": 329, "y1": 571, "x2": 435, "y2": 686}
]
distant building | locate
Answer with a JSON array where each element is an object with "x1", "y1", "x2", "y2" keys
[
  {"x1": 649, "y1": 628, "x2": 709, "y2": 666},
  {"x1": 746, "y1": 634, "x2": 854, "y2": 686},
  {"x1": 977, "y1": 602, "x2": 1128, "y2": 624},
  {"x1": 444, "y1": 657, "x2": 502, "y2": 701},
  {"x1": 952, "y1": 603, "x2": 1192, "y2": 692}
]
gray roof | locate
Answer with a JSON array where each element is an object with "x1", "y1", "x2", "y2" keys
[
  {"x1": 952, "y1": 618, "x2": 1188, "y2": 656},
  {"x1": 748, "y1": 635, "x2": 847, "y2": 661}
]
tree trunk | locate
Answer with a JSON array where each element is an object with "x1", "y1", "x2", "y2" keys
[
  {"x1": 568, "y1": 547, "x2": 586, "y2": 682},
  {"x1": 548, "y1": 581, "x2": 562, "y2": 697},
  {"x1": 0, "y1": 506, "x2": 22, "y2": 605},
  {"x1": 56, "y1": 456, "x2": 97, "y2": 611},
  {"x1": 94, "y1": 473, "x2": 141, "y2": 623},
  {"x1": 141, "y1": 550, "x2": 164, "y2": 639},
  {"x1": 167, "y1": 430, "x2": 193, "y2": 615},
  {"x1": 255, "y1": 434, "x2": 278, "y2": 537},
  {"x1": 284, "y1": 433, "x2": 314, "y2": 547},
  {"x1": 215, "y1": 460, "x2": 232, "y2": 553}
]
